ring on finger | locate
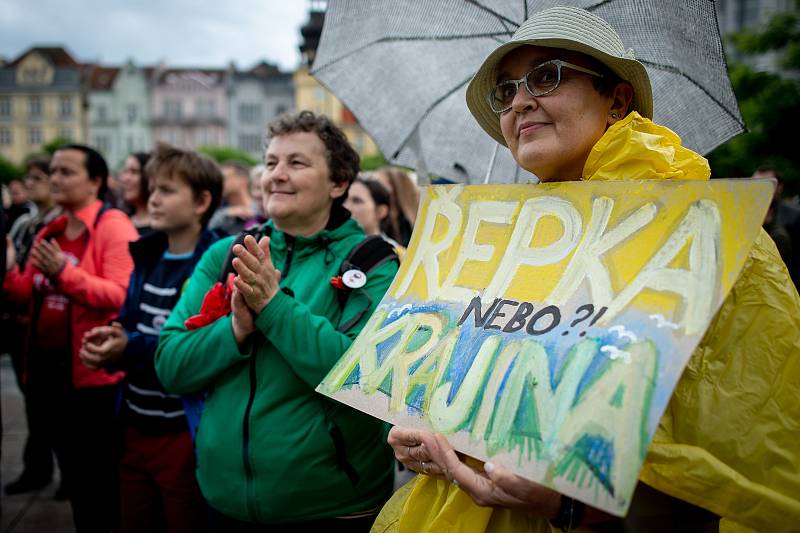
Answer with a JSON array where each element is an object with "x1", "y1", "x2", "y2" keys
[{"x1": 420, "y1": 461, "x2": 428, "y2": 474}]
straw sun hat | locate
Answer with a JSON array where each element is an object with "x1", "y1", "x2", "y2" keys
[{"x1": 466, "y1": 6, "x2": 653, "y2": 146}]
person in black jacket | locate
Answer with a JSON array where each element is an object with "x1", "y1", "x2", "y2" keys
[
  {"x1": 79, "y1": 144, "x2": 222, "y2": 533},
  {"x1": 1, "y1": 196, "x2": 6, "y2": 291}
]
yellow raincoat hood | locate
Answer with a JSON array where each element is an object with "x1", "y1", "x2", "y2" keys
[
  {"x1": 583, "y1": 112, "x2": 710, "y2": 183},
  {"x1": 371, "y1": 113, "x2": 800, "y2": 533}
]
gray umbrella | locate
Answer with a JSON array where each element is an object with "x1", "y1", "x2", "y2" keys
[{"x1": 311, "y1": 0, "x2": 744, "y2": 184}]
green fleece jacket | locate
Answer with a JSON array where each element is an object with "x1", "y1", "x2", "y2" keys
[{"x1": 155, "y1": 216, "x2": 397, "y2": 524}]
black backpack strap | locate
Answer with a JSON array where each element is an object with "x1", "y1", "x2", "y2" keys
[
  {"x1": 93, "y1": 202, "x2": 112, "y2": 228},
  {"x1": 327, "y1": 421, "x2": 361, "y2": 486},
  {"x1": 340, "y1": 235, "x2": 398, "y2": 276},
  {"x1": 335, "y1": 235, "x2": 399, "y2": 333},
  {"x1": 327, "y1": 237, "x2": 397, "y2": 481},
  {"x1": 218, "y1": 226, "x2": 270, "y2": 283}
]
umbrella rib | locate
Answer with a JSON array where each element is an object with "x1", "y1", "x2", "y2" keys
[
  {"x1": 585, "y1": 0, "x2": 619, "y2": 11},
  {"x1": 640, "y1": 60, "x2": 745, "y2": 128},
  {"x1": 464, "y1": 0, "x2": 521, "y2": 29},
  {"x1": 312, "y1": 33, "x2": 513, "y2": 73},
  {"x1": 391, "y1": 74, "x2": 475, "y2": 159},
  {"x1": 576, "y1": 1, "x2": 744, "y2": 131}
]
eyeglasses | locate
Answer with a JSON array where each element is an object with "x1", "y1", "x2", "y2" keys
[
  {"x1": 487, "y1": 59, "x2": 603, "y2": 114},
  {"x1": 24, "y1": 172, "x2": 49, "y2": 183}
]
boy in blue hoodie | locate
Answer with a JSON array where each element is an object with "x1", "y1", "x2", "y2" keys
[{"x1": 79, "y1": 143, "x2": 223, "y2": 533}]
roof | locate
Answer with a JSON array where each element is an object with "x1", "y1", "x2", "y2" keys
[
  {"x1": 87, "y1": 65, "x2": 120, "y2": 90},
  {"x1": 152, "y1": 68, "x2": 227, "y2": 86},
  {"x1": 249, "y1": 61, "x2": 281, "y2": 78},
  {"x1": 0, "y1": 67, "x2": 81, "y2": 91},
  {"x1": 11, "y1": 46, "x2": 80, "y2": 68},
  {"x1": 234, "y1": 61, "x2": 293, "y2": 83}
]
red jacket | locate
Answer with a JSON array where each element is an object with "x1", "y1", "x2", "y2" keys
[{"x1": 4, "y1": 200, "x2": 138, "y2": 388}]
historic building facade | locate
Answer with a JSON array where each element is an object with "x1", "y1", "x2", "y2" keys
[
  {"x1": 150, "y1": 68, "x2": 229, "y2": 149},
  {"x1": 716, "y1": 0, "x2": 795, "y2": 71},
  {"x1": 87, "y1": 60, "x2": 152, "y2": 168},
  {"x1": 227, "y1": 61, "x2": 294, "y2": 159},
  {"x1": 0, "y1": 47, "x2": 86, "y2": 163},
  {"x1": 294, "y1": 6, "x2": 380, "y2": 158}
]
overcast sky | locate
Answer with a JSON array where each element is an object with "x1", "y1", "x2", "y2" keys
[{"x1": 1, "y1": 0, "x2": 311, "y2": 71}]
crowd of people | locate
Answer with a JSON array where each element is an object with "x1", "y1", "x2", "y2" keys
[
  {"x1": 0, "y1": 6, "x2": 798, "y2": 533},
  {"x1": 1, "y1": 111, "x2": 420, "y2": 532}
]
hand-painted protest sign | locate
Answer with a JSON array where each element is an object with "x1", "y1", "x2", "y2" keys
[{"x1": 317, "y1": 179, "x2": 774, "y2": 516}]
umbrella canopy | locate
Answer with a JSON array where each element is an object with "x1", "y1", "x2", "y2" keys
[{"x1": 312, "y1": 0, "x2": 744, "y2": 184}]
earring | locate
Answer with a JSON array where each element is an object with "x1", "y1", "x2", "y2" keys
[{"x1": 610, "y1": 112, "x2": 619, "y2": 119}]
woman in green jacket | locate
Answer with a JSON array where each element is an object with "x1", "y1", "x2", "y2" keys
[{"x1": 155, "y1": 111, "x2": 398, "y2": 531}]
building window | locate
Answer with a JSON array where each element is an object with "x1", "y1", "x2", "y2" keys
[
  {"x1": 59, "y1": 127, "x2": 72, "y2": 140},
  {"x1": 28, "y1": 127, "x2": 42, "y2": 145},
  {"x1": 163, "y1": 100, "x2": 182, "y2": 119},
  {"x1": 28, "y1": 96, "x2": 42, "y2": 118},
  {"x1": 275, "y1": 104, "x2": 287, "y2": 117},
  {"x1": 59, "y1": 96, "x2": 73, "y2": 118},
  {"x1": 0, "y1": 128, "x2": 11, "y2": 145},
  {"x1": 199, "y1": 128, "x2": 221, "y2": 145},
  {"x1": 126, "y1": 104, "x2": 138, "y2": 124},
  {"x1": 736, "y1": 0, "x2": 762, "y2": 30},
  {"x1": 97, "y1": 105, "x2": 107, "y2": 122},
  {"x1": 94, "y1": 135, "x2": 110, "y2": 154},
  {"x1": 21, "y1": 67, "x2": 47, "y2": 84},
  {"x1": 196, "y1": 99, "x2": 216, "y2": 118},
  {"x1": 238, "y1": 134, "x2": 262, "y2": 153},
  {"x1": 0, "y1": 97, "x2": 11, "y2": 118},
  {"x1": 239, "y1": 103, "x2": 261, "y2": 123}
]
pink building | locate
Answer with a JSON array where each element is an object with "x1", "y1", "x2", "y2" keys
[{"x1": 150, "y1": 68, "x2": 228, "y2": 149}]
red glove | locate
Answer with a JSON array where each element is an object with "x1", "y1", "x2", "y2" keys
[{"x1": 184, "y1": 274, "x2": 234, "y2": 331}]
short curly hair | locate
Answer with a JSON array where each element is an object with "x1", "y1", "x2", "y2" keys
[{"x1": 264, "y1": 110, "x2": 360, "y2": 188}]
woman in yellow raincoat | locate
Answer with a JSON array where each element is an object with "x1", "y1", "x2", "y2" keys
[{"x1": 374, "y1": 6, "x2": 800, "y2": 533}]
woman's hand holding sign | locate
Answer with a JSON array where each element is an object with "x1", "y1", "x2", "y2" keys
[
  {"x1": 421, "y1": 432, "x2": 562, "y2": 519},
  {"x1": 390, "y1": 426, "x2": 566, "y2": 518},
  {"x1": 388, "y1": 426, "x2": 448, "y2": 479}
]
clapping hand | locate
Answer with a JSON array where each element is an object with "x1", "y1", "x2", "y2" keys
[
  {"x1": 79, "y1": 322, "x2": 128, "y2": 370},
  {"x1": 231, "y1": 235, "x2": 281, "y2": 315},
  {"x1": 30, "y1": 238, "x2": 66, "y2": 277},
  {"x1": 230, "y1": 285, "x2": 256, "y2": 346},
  {"x1": 6, "y1": 235, "x2": 15, "y2": 271}
]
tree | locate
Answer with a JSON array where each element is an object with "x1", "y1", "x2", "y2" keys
[
  {"x1": 0, "y1": 155, "x2": 23, "y2": 184},
  {"x1": 708, "y1": 1, "x2": 800, "y2": 190},
  {"x1": 198, "y1": 146, "x2": 259, "y2": 167},
  {"x1": 42, "y1": 136, "x2": 71, "y2": 155},
  {"x1": 360, "y1": 152, "x2": 387, "y2": 171}
]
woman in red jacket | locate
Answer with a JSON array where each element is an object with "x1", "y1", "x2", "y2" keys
[{"x1": 4, "y1": 144, "x2": 138, "y2": 533}]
